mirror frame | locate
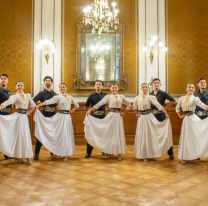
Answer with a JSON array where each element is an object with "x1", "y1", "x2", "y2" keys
[{"x1": 73, "y1": 22, "x2": 128, "y2": 91}]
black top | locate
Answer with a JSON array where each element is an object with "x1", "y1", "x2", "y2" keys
[
  {"x1": 33, "y1": 89, "x2": 57, "y2": 108},
  {"x1": 194, "y1": 90, "x2": 208, "y2": 112},
  {"x1": 85, "y1": 92, "x2": 107, "y2": 111},
  {"x1": 150, "y1": 89, "x2": 175, "y2": 110},
  {"x1": 0, "y1": 87, "x2": 12, "y2": 109}
]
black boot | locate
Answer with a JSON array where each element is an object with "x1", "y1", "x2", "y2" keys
[
  {"x1": 34, "y1": 154, "x2": 39, "y2": 160},
  {"x1": 85, "y1": 153, "x2": 91, "y2": 158}
]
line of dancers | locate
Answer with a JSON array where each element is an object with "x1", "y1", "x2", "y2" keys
[{"x1": 1, "y1": 74, "x2": 208, "y2": 165}]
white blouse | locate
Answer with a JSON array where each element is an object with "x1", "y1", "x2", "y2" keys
[
  {"x1": 46, "y1": 94, "x2": 79, "y2": 110},
  {"x1": 176, "y1": 95, "x2": 207, "y2": 112},
  {"x1": 132, "y1": 95, "x2": 163, "y2": 111},
  {"x1": 94, "y1": 94, "x2": 132, "y2": 110},
  {"x1": 1, "y1": 93, "x2": 36, "y2": 109}
]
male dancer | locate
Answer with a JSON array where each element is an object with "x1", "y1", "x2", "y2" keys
[
  {"x1": 194, "y1": 78, "x2": 208, "y2": 119},
  {"x1": 150, "y1": 78, "x2": 175, "y2": 160},
  {"x1": 84, "y1": 80, "x2": 107, "y2": 158},
  {"x1": 0, "y1": 74, "x2": 13, "y2": 160},
  {"x1": 33, "y1": 76, "x2": 57, "y2": 160}
]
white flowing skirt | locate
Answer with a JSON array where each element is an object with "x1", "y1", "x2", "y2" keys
[
  {"x1": 84, "y1": 112, "x2": 127, "y2": 154},
  {"x1": 0, "y1": 113, "x2": 33, "y2": 158},
  {"x1": 178, "y1": 114, "x2": 208, "y2": 160},
  {"x1": 34, "y1": 110, "x2": 76, "y2": 156},
  {"x1": 134, "y1": 113, "x2": 173, "y2": 159}
]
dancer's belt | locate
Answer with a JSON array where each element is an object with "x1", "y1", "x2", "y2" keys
[
  {"x1": 184, "y1": 111, "x2": 194, "y2": 116},
  {"x1": 138, "y1": 109, "x2": 151, "y2": 115},
  {"x1": 92, "y1": 109, "x2": 105, "y2": 115},
  {"x1": 16, "y1": 109, "x2": 27, "y2": 114},
  {"x1": 110, "y1": 108, "x2": 121, "y2": 113},
  {"x1": 0, "y1": 107, "x2": 11, "y2": 114},
  {"x1": 58, "y1": 110, "x2": 69, "y2": 114},
  {"x1": 151, "y1": 109, "x2": 163, "y2": 115},
  {"x1": 195, "y1": 111, "x2": 208, "y2": 117},
  {"x1": 43, "y1": 106, "x2": 56, "y2": 112}
]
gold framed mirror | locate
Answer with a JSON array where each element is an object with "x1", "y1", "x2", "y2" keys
[{"x1": 73, "y1": 22, "x2": 128, "y2": 90}]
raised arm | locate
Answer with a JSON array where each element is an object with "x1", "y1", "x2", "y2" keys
[
  {"x1": 0, "y1": 95, "x2": 16, "y2": 110},
  {"x1": 195, "y1": 97, "x2": 208, "y2": 110}
]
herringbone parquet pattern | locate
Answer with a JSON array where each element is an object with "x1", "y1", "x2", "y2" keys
[{"x1": 1, "y1": 146, "x2": 208, "y2": 206}]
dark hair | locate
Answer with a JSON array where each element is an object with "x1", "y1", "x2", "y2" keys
[
  {"x1": 16, "y1": 81, "x2": 24, "y2": 85},
  {"x1": 197, "y1": 78, "x2": 206, "y2": 83},
  {"x1": 95, "y1": 80, "x2": 103, "y2": 84},
  {"x1": 0, "y1": 74, "x2": 8, "y2": 78},
  {"x1": 59, "y1": 83, "x2": 67, "y2": 87},
  {"x1": 141, "y1": 83, "x2": 149, "y2": 88},
  {"x1": 152, "y1": 78, "x2": 161, "y2": 83},
  {"x1": 43, "y1": 76, "x2": 53, "y2": 83},
  {"x1": 111, "y1": 83, "x2": 118, "y2": 87}
]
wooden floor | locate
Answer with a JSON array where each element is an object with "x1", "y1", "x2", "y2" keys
[{"x1": 1, "y1": 146, "x2": 208, "y2": 206}]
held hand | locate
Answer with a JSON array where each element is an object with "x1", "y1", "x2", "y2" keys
[
  {"x1": 120, "y1": 112, "x2": 124, "y2": 117},
  {"x1": 136, "y1": 113, "x2": 140, "y2": 118},
  {"x1": 166, "y1": 113, "x2": 169, "y2": 119},
  {"x1": 0, "y1": 105, "x2": 4, "y2": 110},
  {"x1": 206, "y1": 106, "x2": 208, "y2": 110}
]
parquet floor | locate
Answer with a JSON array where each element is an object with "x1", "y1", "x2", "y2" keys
[{"x1": 1, "y1": 146, "x2": 208, "y2": 206}]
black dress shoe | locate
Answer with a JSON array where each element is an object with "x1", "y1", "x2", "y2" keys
[
  {"x1": 169, "y1": 155, "x2": 174, "y2": 160},
  {"x1": 85, "y1": 153, "x2": 91, "y2": 158},
  {"x1": 51, "y1": 152, "x2": 53, "y2": 155},
  {"x1": 34, "y1": 154, "x2": 39, "y2": 160},
  {"x1": 4, "y1": 155, "x2": 9, "y2": 160}
]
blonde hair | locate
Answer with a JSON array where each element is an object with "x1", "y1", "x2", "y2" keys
[{"x1": 186, "y1": 83, "x2": 194, "y2": 88}]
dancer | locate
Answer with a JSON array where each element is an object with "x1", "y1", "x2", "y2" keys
[
  {"x1": 176, "y1": 83, "x2": 208, "y2": 165},
  {"x1": 133, "y1": 83, "x2": 172, "y2": 161},
  {"x1": 150, "y1": 78, "x2": 175, "y2": 160},
  {"x1": 84, "y1": 83, "x2": 132, "y2": 161},
  {"x1": 0, "y1": 74, "x2": 13, "y2": 160},
  {"x1": 194, "y1": 78, "x2": 208, "y2": 119},
  {"x1": 34, "y1": 83, "x2": 79, "y2": 161},
  {"x1": 33, "y1": 76, "x2": 57, "y2": 160},
  {"x1": 0, "y1": 81, "x2": 35, "y2": 165},
  {"x1": 84, "y1": 80, "x2": 107, "y2": 158}
]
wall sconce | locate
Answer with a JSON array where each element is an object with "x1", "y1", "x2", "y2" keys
[
  {"x1": 142, "y1": 36, "x2": 167, "y2": 65},
  {"x1": 36, "y1": 38, "x2": 56, "y2": 64}
]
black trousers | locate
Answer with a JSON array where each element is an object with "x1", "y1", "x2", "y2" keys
[
  {"x1": 34, "y1": 111, "x2": 56, "y2": 155},
  {"x1": 153, "y1": 113, "x2": 173, "y2": 156},
  {"x1": 86, "y1": 114, "x2": 105, "y2": 155},
  {"x1": 0, "y1": 112, "x2": 10, "y2": 159}
]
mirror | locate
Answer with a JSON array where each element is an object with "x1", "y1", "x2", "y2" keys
[{"x1": 73, "y1": 22, "x2": 128, "y2": 90}]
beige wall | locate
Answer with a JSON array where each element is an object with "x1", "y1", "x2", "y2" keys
[
  {"x1": 0, "y1": 0, "x2": 32, "y2": 93},
  {"x1": 168, "y1": 0, "x2": 208, "y2": 94},
  {"x1": 64, "y1": 0, "x2": 137, "y2": 94}
]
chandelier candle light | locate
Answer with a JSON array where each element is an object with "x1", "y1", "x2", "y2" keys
[
  {"x1": 36, "y1": 38, "x2": 57, "y2": 64},
  {"x1": 82, "y1": 0, "x2": 119, "y2": 36},
  {"x1": 142, "y1": 36, "x2": 167, "y2": 65}
]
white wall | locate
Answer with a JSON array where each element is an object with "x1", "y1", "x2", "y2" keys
[
  {"x1": 138, "y1": 0, "x2": 167, "y2": 94},
  {"x1": 33, "y1": 0, "x2": 62, "y2": 95}
]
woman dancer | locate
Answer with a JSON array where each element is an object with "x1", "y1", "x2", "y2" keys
[
  {"x1": 34, "y1": 83, "x2": 79, "y2": 161},
  {"x1": 84, "y1": 83, "x2": 132, "y2": 161},
  {"x1": 133, "y1": 83, "x2": 172, "y2": 161},
  {"x1": 0, "y1": 81, "x2": 35, "y2": 165},
  {"x1": 176, "y1": 83, "x2": 208, "y2": 165}
]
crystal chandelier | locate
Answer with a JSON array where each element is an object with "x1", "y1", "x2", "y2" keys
[
  {"x1": 82, "y1": 0, "x2": 119, "y2": 36},
  {"x1": 90, "y1": 37, "x2": 110, "y2": 63}
]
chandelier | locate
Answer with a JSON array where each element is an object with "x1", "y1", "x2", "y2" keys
[
  {"x1": 82, "y1": 0, "x2": 119, "y2": 36},
  {"x1": 90, "y1": 37, "x2": 110, "y2": 63}
]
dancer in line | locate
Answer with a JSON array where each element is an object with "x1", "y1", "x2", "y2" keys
[
  {"x1": 150, "y1": 78, "x2": 175, "y2": 160},
  {"x1": 0, "y1": 74, "x2": 13, "y2": 160},
  {"x1": 194, "y1": 78, "x2": 208, "y2": 120},
  {"x1": 133, "y1": 83, "x2": 173, "y2": 161},
  {"x1": 176, "y1": 84, "x2": 208, "y2": 165},
  {"x1": 34, "y1": 83, "x2": 79, "y2": 161},
  {"x1": 33, "y1": 76, "x2": 57, "y2": 160},
  {"x1": 0, "y1": 81, "x2": 35, "y2": 165},
  {"x1": 84, "y1": 84, "x2": 132, "y2": 161},
  {"x1": 84, "y1": 80, "x2": 107, "y2": 158}
]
